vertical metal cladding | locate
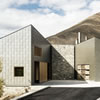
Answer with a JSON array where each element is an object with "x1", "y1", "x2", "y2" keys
[
  {"x1": 0, "y1": 25, "x2": 32, "y2": 86},
  {"x1": 0, "y1": 25, "x2": 51, "y2": 86}
]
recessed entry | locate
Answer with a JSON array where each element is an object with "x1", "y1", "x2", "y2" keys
[{"x1": 34, "y1": 61, "x2": 48, "y2": 83}]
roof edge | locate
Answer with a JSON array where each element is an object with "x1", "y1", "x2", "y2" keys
[{"x1": 0, "y1": 24, "x2": 32, "y2": 39}]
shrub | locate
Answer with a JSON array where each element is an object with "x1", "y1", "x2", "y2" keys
[
  {"x1": 0, "y1": 79, "x2": 3, "y2": 97},
  {"x1": 0, "y1": 59, "x2": 3, "y2": 97}
]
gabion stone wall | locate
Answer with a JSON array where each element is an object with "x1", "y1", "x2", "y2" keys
[{"x1": 52, "y1": 45, "x2": 74, "y2": 80}]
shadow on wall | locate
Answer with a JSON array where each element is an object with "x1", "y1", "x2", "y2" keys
[{"x1": 51, "y1": 46, "x2": 85, "y2": 80}]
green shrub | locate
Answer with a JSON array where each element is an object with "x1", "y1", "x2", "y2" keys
[
  {"x1": 0, "y1": 59, "x2": 3, "y2": 97},
  {"x1": 0, "y1": 79, "x2": 3, "y2": 97}
]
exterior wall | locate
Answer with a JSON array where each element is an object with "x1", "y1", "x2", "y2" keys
[
  {"x1": 75, "y1": 38, "x2": 95, "y2": 80},
  {"x1": 52, "y1": 45, "x2": 74, "y2": 80},
  {"x1": 31, "y1": 26, "x2": 51, "y2": 84},
  {"x1": 95, "y1": 38, "x2": 100, "y2": 81},
  {"x1": 0, "y1": 25, "x2": 32, "y2": 86},
  {"x1": 31, "y1": 26, "x2": 51, "y2": 62}
]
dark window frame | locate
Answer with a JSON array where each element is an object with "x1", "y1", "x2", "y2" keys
[
  {"x1": 34, "y1": 46, "x2": 42, "y2": 56},
  {"x1": 14, "y1": 67, "x2": 24, "y2": 77}
]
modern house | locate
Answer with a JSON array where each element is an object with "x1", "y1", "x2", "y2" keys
[
  {"x1": 0, "y1": 25, "x2": 51, "y2": 86},
  {"x1": 0, "y1": 24, "x2": 100, "y2": 86}
]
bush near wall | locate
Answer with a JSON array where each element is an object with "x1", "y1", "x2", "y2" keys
[
  {"x1": 0, "y1": 79, "x2": 3, "y2": 97},
  {"x1": 0, "y1": 60, "x2": 3, "y2": 97}
]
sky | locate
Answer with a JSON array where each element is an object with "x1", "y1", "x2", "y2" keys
[{"x1": 0, "y1": 0, "x2": 100, "y2": 37}]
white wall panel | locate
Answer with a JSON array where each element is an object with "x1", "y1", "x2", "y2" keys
[{"x1": 0, "y1": 25, "x2": 32, "y2": 86}]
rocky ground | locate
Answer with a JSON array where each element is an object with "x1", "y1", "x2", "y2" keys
[
  {"x1": 0, "y1": 86, "x2": 30, "y2": 100},
  {"x1": 1, "y1": 80, "x2": 100, "y2": 100},
  {"x1": 0, "y1": 86, "x2": 47, "y2": 100}
]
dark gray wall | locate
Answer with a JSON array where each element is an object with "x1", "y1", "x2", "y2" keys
[{"x1": 31, "y1": 25, "x2": 51, "y2": 84}]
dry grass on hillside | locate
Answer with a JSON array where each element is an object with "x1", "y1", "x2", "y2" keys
[{"x1": 47, "y1": 13, "x2": 100, "y2": 44}]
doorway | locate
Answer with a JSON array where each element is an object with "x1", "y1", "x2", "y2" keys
[
  {"x1": 34, "y1": 61, "x2": 48, "y2": 83},
  {"x1": 77, "y1": 64, "x2": 90, "y2": 80},
  {"x1": 34, "y1": 62, "x2": 39, "y2": 83}
]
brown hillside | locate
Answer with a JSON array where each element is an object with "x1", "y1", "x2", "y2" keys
[{"x1": 47, "y1": 13, "x2": 100, "y2": 44}]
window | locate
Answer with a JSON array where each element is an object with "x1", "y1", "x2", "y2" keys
[
  {"x1": 14, "y1": 67, "x2": 24, "y2": 77},
  {"x1": 34, "y1": 46, "x2": 42, "y2": 56}
]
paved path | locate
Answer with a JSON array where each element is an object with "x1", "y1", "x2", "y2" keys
[
  {"x1": 41, "y1": 80, "x2": 100, "y2": 87},
  {"x1": 18, "y1": 87, "x2": 100, "y2": 100}
]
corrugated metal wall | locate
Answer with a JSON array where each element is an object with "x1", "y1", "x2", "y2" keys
[{"x1": 0, "y1": 25, "x2": 32, "y2": 86}]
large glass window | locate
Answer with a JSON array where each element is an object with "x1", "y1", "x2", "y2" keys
[
  {"x1": 14, "y1": 67, "x2": 24, "y2": 77},
  {"x1": 34, "y1": 46, "x2": 42, "y2": 56}
]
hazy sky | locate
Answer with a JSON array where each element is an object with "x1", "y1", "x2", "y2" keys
[{"x1": 0, "y1": 0, "x2": 100, "y2": 37}]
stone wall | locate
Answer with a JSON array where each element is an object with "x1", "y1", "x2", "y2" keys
[{"x1": 52, "y1": 45, "x2": 74, "y2": 80}]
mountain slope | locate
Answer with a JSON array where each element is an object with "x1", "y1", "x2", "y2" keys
[{"x1": 47, "y1": 13, "x2": 100, "y2": 44}]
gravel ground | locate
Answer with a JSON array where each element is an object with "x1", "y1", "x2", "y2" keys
[
  {"x1": 1, "y1": 80, "x2": 100, "y2": 100},
  {"x1": 0, "y1": 86, "x2": 48, "y2": 100}
]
